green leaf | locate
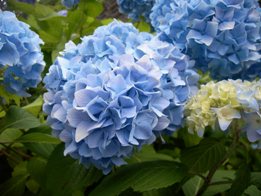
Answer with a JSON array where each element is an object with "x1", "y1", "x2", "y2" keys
[
  {"x1": 244, "y1": 185, "x2": 261, "y2": 196},
  {"x1": 8, "y1": 0, "x2": 58, "y2": 19},
  {"x1": 16, "y1": 133, "x2": 60, "y2": 144},
  {"x1": 90, "y1": 161, "x2": 187, "y2": 196},
  {"x1": 23, "y1": 96, "x2": 43, "y2": 116},
  {"x1": 250, "y1": 172, "x2": 261, "y2": 190},
  {"x1": 43, "y1": 144, "x2": 102, "y2": 196},
  {"x1": 27, "y1": 157, "x2": 47, "y2": 186},
  {"x1": 203, "y1": 170, "x2": 235, "y2": 196},
  {"x1": 26, "y1": 178, "x2": 40, "y2": 194},
  {"x1": 127, "y1": 145, "x2": 174, "y2": 164},
  {"x1": 0, "y1": 106, "x2": 41, "y2": 133},
  {"x1": 228, "y1": 165, "x2": 251, "y2": 196},
  {"x1": 24, "y1": 143, "x2": 56, "y2": 159},
  {"x1": 181, "y1": 139, "x2": 226, "y2": 173},
  {"x1": 0, "y1": 175, "x2": 28, "y2": 196},
  {"x1": 84, "y1": 0, "x2": 103, "y2": 18},
  {"x1": 0, "y1": 129, "x2": 23, "y2": 143},
  {"x1": 182, "y1": 176, "x2": 203, "y2": 196}
]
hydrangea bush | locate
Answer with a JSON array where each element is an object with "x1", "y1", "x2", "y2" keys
[
  {"x1": 0, "y1": 1, "x2": 260, "y2": 195},
  {"x1": 0, "y1": 11, "x2": 45, "y2": 97},
  {"x1": 150, "y1": 0, "x2": 261, "y2": 80},
  {"x1": 43, "y1": 20, "x2": 198, "y2": 173},
  {"x1": 117, "y1": 0, "x2": 155, "y2": 21}
]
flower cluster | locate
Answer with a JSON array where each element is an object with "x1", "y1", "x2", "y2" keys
[
  {"x1": 43, "y1": 21, "x2": 197, "y2": 173},
  {"x1": 117, "y1": 0, "x2": 155, "y2": 22},
  {"x1": 0, "y1": 11, "x2": 45, "y2": 97},
  {"x1": 150, "y1": 0, "x2": 261, "y2": 80},
  {"x1": 185, "y1": 80, "x2": 261, "y2": 143},
  {"x1": 61, "y1": 0, "x2": 79, "y2": 9},
  {"x1": 18, "y1": 0, "x2": 35, "y2": 3}
]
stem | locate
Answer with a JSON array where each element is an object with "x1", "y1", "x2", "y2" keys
[
  {"x1": 196, "y1": 127, "x2": 240, "y2": 196},
  {"x1": 209, "y1": 180, "x2": 232, "y2": 186},
  {"x1": 1, "y1": 143, "x2": 31, "y2": 159}
]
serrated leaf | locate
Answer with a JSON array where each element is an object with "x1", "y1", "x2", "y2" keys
[
  {"x1": 0, "y1": 106, "x2": 41, "y2": 133},
  {"x1": 43, "y1": 144, "x2": 102, "y2": 196},
  {"x1": 181, "y1": 139, "x2": 226, "y2": 173},
  {"x1": 228, "y1": 165, "x2": 251, "y2": 196},
  {"x1": 16, "y1": 133, "x2": 60, "y2": 144},
  {"x1": 244, "y1": 185, "x2": 261, "y2": 196},
  {"x1": 90, "y1": 161, "x2": 187, "y2": 196}
]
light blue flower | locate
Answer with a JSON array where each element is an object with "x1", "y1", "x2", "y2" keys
[
  {"x1": 243, "y1": 112, "x2": 261, "y2": 142},
  {"x1": 61, "y1": 0, "x2": 79, "y2": 9},
  {"x1": 43, "y1": 21, "x2": 197, "y2": 174},
  {"x1": 117, "y1": 0, "x2": 155, "y2": 21},
  {"x1": 150, "y1": 0, "x2": 261, "y2": 80},
  {"x1": 0, "y1": 11, "x2": 45, "y2": 97}
]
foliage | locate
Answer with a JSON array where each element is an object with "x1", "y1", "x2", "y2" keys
[{"x1": 0, "y1": 0, "x2": 260, "y2": 196}]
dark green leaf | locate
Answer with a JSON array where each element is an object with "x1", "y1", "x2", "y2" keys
[
  {"x1": 251, "y1": 172, "x2": 261, "y2": 190},
  {"x1": 182, "y1": 176, "x2": 203, "y2": 196},
  {"x1": 0, "y1": 175, "x2": 28, "y2": 196},
  {"x1": 43, "y1": 144, "x2": 102, "y2": 196},
  {"x1": 0, "y1": 106, "x2": 41, "y2": 133},
  {"x1": 127, "y1": 145, "x2": 173, "y2": 164},
  {"x1": 27, "y1": 157, "x2": 47, "y2": 186},
  {"x1": 181, "y1": 139, "x2": 226, "y2": 173},
  {"x1": 244, "y1": 185, "x2": 261, "y2": 196},
  {"x1": 90, "y1": 161, "x2": 187, "y2": 196},
  {"x1": 24, "y1": 143, "x2": 56, "y2": 159},
  {"x1": 228, "y1": 165, "x2": 251, "y2": 196},
  {"x1": 17, "y1": 133, "x2": 60, "y2": 144},
  {"x1": 203, "y1": 170, "x2": 235, "y2": 196}
]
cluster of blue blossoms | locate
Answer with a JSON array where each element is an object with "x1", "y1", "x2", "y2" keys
[
  {"x1": 43, "y1": 21, "x2": 198, "y2": 173},
  {"x1": 150, "y1": 0, "x2": 261, "y2": 80},
  {"x1": 4, "y1": 0, "x2": 261, "y2": 174},
  {"x1": 61, "y1": 0, "x2": 79, "y2": 9},
  {"x1": 0, "y1": 11, "x2": 45, "y2": 97},
  {"x1": 117, "y1": 0, "x2": 155, "y2": 22}
]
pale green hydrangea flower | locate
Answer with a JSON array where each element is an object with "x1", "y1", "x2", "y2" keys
[{"x1": 185, "y1": 80, "x2": 261, "y2": 143}]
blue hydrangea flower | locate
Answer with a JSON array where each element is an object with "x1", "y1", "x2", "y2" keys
[
  {"x1": 150, "y1": 0, "x2": 261, "y2": 80},
  {"x1": 0, "y1": 11, "x2": 45, "y2": 97},
  {"x1": 117, "y1": 0, "x2": 155, "y2": 22},
  {"x1": 43, "y1": 21, "x2": 197, "y2": 174},
  {"x1": 17, "y1": 0, "x2": 35, "y2": 3},
  {"x1": 61, "y1": 0, "x2": 79, "y2": 9}
]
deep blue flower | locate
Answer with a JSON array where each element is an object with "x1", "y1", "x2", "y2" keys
[
  {"x1": 0, "y1": 11, "x2": 45, "y2": 97},
  {"x1": 43, "y1": 21, "x2": 197, "y2": 174},
  {"x1": 150, "y1": 0, "x2": 261, "y2": 80},
  {"x1": 17, "y1": 0, "x2": 35, "y2": 3},
  {"x1": 61, "y1": 0, "x2": 79, "y2": 9},
  {"x1": 117, "y1": 0, "x2": 155, "y2": 22}
]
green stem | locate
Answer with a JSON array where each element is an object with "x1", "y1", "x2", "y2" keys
[
  {"x1": 209, "y1": 180, "x2": 232, "y2": 186},
  {"x1": 1, "y1": 143, "x2": 31, "y2": 159},
  {"x1": 196, "y1": 127, "x2": 240, "y2": 196}
]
